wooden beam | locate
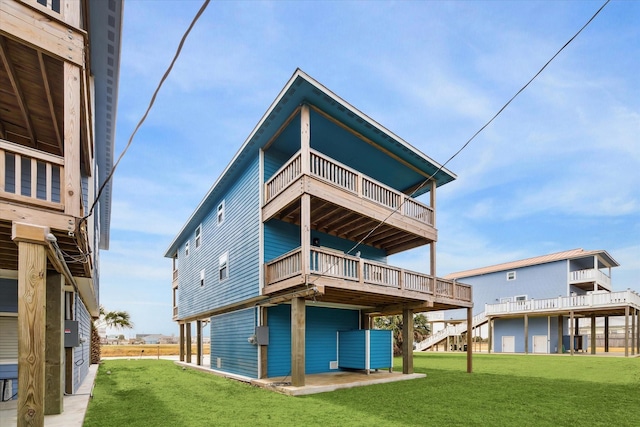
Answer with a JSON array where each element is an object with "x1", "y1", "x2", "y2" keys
[
  {"x1": 37, "y1": 52, "x2": 63, "y2": 153},
  {"x1": 13, "y1": 225, "x2": 48, "y2": 427},
  {"x1": 0, "y1": 36, "x2": 38, "y2": 147},
  {"x1": 624, "y1": 305, "x2": 629, "y2": 358},
  {"x1": 557, "y1": 315, "x2": 563, "y2": 354},
  {"x1": 45, "y1": 273, "x2": 64, "y2": 415},
  {"x1": 590, "y1": 315, "x2": 596, "y2": 355},
  {"x1": 291, "y1": 297, "x2": 305, "y2": 386},
  {"x1": 402, "y1": 308, "x2": 413, "y2": 374},
  {"x1": 259, "y1": 308, "x2": 268, "y2": 379},
  {"x1": 524, "y1": 314, "x2": 529, "y2": 354},
  {"x1": 63, "y1": 62, "x2": 81, "y2": 216},
  {"x1": 185, "y1": 322, "x2": 192, "y2": 363},
  {"x1": 196, "y1": 320, "x2": 202, "y2": 366},
  {"x1": 179, "y1": 323, "x2": 184, "y2": 362},
  {"x1": 604, "y1": 316, "x2": 609, "y2": 353},
  {"x1": 0, "y1": 0, "x2": 85, "y2": 65}
]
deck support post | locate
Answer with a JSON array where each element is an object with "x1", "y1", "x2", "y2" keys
[
  {"x1": 196, "y1": 320, "x2": 202, "y2": 366},
  {"x1": 185, "y1": 322, "x2": 192, "y2": 363},
  {"x1": 487, "y1": 318, "x2": 492, "y2": 354},
  {"x1": 291, "y1": 297, "x2": 306, "y2": 386},
  {"x1": 636, "y1": 309, "x2": 640, "y2": 355},
  {"x1": 13, "y1": 222, "x2": 49, "y2": 427},
  {"x1": 179, "y1": 323, "x2": 185, "y2": 361},
  {"x1": 259, "y1": 308, "x2": 268, "y2": 379},
  {"x1": 624, "y1": 305, "x2": 629, "y2": 358},
  {"x1": 524, "y1": 314, "x2": 529, "y2": 354},
  {"x1": 557, "y1": 315, "x2": 563, "y2": 354},
  {"x1": 631, "y1": 308, "x2": 636, "y2": 356},
  {"x1": 604, "y1": 316, "x2": 609, "y2": 353},
  {"x1": 569, "y1": 311, "x2": 574, "y2": 355},
  {"x1": 590, "y1": 315, "x2": 596, "y2": 355},
  {"x1": 402, "y1": 308, "x2": 413, "y2": 374},
  {"x1": 466, "y1": 307, "x2": 472, "y2": 373},
  {"x1": 45, "y1": 273, "x2": 64, "y2": 415}
]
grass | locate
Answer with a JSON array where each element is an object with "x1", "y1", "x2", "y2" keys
[{"x1": 84, "y1": 353, "x2": 640, "y2": 427}]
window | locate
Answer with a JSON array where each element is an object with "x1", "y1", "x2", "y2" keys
[
  {"x1": 185, "y1": 241, "x2": 190, "y2": 257},
  {"x1": 515, "y1": 295, "x2": 527, "y2": 301},
  {"x1": 0, "y1": 315, "x2": 18, "y2": 361},
  {"x1": 217, "y1": 201, "x2": 225, "y2": 225},
  {"x1": 200, "y1": 269, "x2": 205, "y2": 287},
  {"x1": 195, "y1": 225, "x2": 202, "y2": 249},
  {"x1": 219, "y1": 252, "x2": 228, "y2": 281},
  {"x1": 506, "y1": 271, "x2": 516, "y2": 281}
]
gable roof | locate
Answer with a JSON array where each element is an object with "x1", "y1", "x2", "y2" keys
[
  {"x1": 444, "y1": 248, "x2": 620, "y2": 280},
  {"x1": 165, "y1": 69, "x2": 456, "y2": 257}
]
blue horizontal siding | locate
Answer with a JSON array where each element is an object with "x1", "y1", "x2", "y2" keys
[
  {"x1": 178, "y1": 157, "x2": 261, "y2": 318},
  {"x1": 369, "y1": 330, "x2": 392, "y2": 369},
  {"x1": 0, "y1": 279, "x2": 17, "y2": 312},
  {"x1": 210, "y1": 308, "x2": 258, "y2": 378},
  {"x1": 73, "y1": 296, "x2": 91, "y2": 393},
  {"x1": 267, "y1": 304, "x2": 359, "y2": 377},
  {"x1": 338, "y1": 331, "x2": 366, "y2": 369},
  {"x1": 0, "y1": 364, "x2": 17, "y2": 401}
]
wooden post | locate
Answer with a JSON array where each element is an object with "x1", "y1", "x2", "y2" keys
[
  {"x1": 179, "y1": 323, "x2": 185, "y2": 362},
  {"x1": 301, "y1": 194, "x2": 311, "y2": 276},
  {"x1": 196, "y1": 320, "x2": 202, "y2": 366},
  {"x1": 569, "y1": 311, "x2": 574, "y2": 355},
  {"x1": 45, "y1": 273, "x2": 64, "y2": 415},
  {"x1": 557, "y1": 315, "x2": 563, "y2": 354},
  {"x1": 631, "y1": 308, "x2": 636, "y2": 356},
  {"x1": 590, "y1": 315, "x2": 596, "y2": 355},
  {"x1": 488, "y1": 318, "x2": 492, "y2": 354},
  {"x1": 524, "y1": 314, "x2": 529, "y2": 354},
  {"x1": 402, "y1": 308, "x2": 413, "y2": 374},
  {"x1": 63, "y1": 63, "x2": 81, "y2": 216},
  {"x1": 259, "y1": 308, "x2": 268, "y2": 379},
  {"x1": 185, "y1": 322, "x2": 192, "y2": 363},
  {"x1": 291, "y1": 297, "x2": 306, "y2": 386},
  {"x1": 636, "y1": 309, "x2": 640, "y2": 355},
  {"x1": 604, "y1": 316, "x2": 609, "y2": 353},
  {"x1": 13, "y1": 223, "x2": 49, "y2": 427},
  {"x1": 624, "y1": 305, "x2": 629, "y2": 358},
  {"x1": 429, "y1": 242, "x2": 436, "y2": 277},
  {"x1": 466, "y1": 307, "x2": 472, "y2": 373},
  {"x1": 361, "y1": 313, "x2": 371, "y2": 330}
]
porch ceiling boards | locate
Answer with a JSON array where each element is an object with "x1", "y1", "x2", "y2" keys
[
  {"x1": 0, "y1": 34, "x2": 64, "y2": 157},
  {"x1": 0, "y1": 219, "x2": 90, "y2": 277},
  {"x1": 270, "y1": 196, "x2": 431, "y2": 255}
]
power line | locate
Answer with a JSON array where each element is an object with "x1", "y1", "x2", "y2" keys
[
  {"x1": 84, "y1": 0, "x2": 211, "y2": 223},
  {"x1": 341, "y1": 0, "x2": 611, "y2": 259}
]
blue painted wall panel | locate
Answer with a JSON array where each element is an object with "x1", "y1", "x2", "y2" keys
[
  {"x1": 494, "y1": 317, "x2": 556, "y2": 353},
  {"x1": 0, "y1": 279, "x2": 17, "y2": 312},
  {"x1": 338, "y1": 331, "x2": 366, "y2": 369},
  {"x1": 178, "y1": 157, "x2": 261, "y2": 318},
  {"x1": 0, "y1": 364, "x2": 17, "y2": 401},
  {"x1": 264, "y1": 219, "x2": 387, "y2": 263},
  {"x1": 266, "y1": 305, "x2": 359, "y2": 377},
  {"x1": 210, "y1": 308, "x2": 258, "y2": 378},
  {"x1": 369, "y1": 330, "x2": 392, "y2": 369}
]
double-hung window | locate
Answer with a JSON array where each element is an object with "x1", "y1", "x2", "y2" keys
[{"x1": 219, "y1": 252, "x2": 228, "y2": 281}]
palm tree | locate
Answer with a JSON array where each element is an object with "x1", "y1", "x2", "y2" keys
[
  {"x1": 96, "y1": 306, "x2": 134, "y2": 343},
  {"x1": 373, "y1": 313, "x2": 431, "y2": 356}
]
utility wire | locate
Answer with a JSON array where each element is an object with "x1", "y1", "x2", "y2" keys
[
  {"x1": 340, "y1": 0, "x2": 610, "y2": 259},
  {"x1": 84, "y1": 0, "x2": 211, "y2": 222}
]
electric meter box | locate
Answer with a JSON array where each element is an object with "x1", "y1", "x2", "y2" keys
[{"x1": 64, "y1": 320, "x2": 79, "y2": 348}]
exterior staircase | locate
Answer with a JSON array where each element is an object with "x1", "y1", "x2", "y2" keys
[{"x1": 415, "y1": 312, "x2": 487, "y2": 351}]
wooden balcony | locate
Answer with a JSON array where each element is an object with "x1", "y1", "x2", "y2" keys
[
  {"x1": 264, "y1": 149, "x2": 437, "y2": 254},
  {"x1": 264, "y1": 247, "x2": 472, "y2": 314}
]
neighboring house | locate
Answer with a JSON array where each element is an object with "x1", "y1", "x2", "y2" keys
[
  {"x1": 417, "y1": 249, "x2": 640, "y2": 357},
  {"x1": 165, "y1": 69, "x2": 473, "y2": 386},
  {"x1": 0, "y1": 0, "x2": 122, "y2": 420}
]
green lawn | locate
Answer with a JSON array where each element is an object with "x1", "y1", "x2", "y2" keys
[{"x1": 84, "y1": 353, "x2": 639, "y2": 427}]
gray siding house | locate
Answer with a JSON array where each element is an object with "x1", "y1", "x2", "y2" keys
[
  {"x1": 165, "y1": 69, "x2": 474, "y2": 386},
  {"x1": 417, "y1": 249, "x2": 640, "y2": 356}
]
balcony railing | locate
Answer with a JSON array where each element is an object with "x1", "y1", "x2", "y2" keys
[
  {"x1": 265, "y1": 247, "x2": 472, "y2": 302},
  {"x1": 265, "y1": 149, "x2": 434, "y2": 226},
  {"x1": 485, "y1": 290, "x2": 640, "y2": 316},
  {"x1": 1, "y1": 140, "x2": 64, "y2": 210},
  {"x1": 569, "y1": 268, "x2": 611, "y2": 289}
]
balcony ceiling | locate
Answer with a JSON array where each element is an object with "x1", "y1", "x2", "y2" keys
[
  {"x1": 0, "y1": 35, "x2": 64, "y2": 157},
  {"x1": 272, "y1": 196, "x2": 430, "y2": 255}
]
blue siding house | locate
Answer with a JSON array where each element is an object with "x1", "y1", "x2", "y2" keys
[
  {"x1": 418, "y1": 249, "x2": 640, "y2": 357},
  {"x1": 165, "y1": 70, "x2": 474, "y2": 386}
]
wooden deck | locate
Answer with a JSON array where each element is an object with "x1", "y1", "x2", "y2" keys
[{"x1": 264, "y1": 246, "x2": 472, "y2": 314}]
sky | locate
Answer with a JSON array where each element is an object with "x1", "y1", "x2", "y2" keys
[{"x1": 100, "y1": 0, "x2": 640, "y2": 337}]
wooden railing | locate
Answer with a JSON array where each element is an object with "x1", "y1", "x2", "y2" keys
[
  {"x1": 265, "y1": 246, "x2": 472, "y2": 303},
  {"x1": 485, "y1": 290, "x2": 640, "y2": 315},
  {"x1": 414, "y1": 311, "x2": 487, "y2": 351},
  {"x1": 0, "y1": 140, "x2": 64, "y2": 210},
  {"x1": 264, "y1": 149, "x2": 434, "y2": 226}
]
